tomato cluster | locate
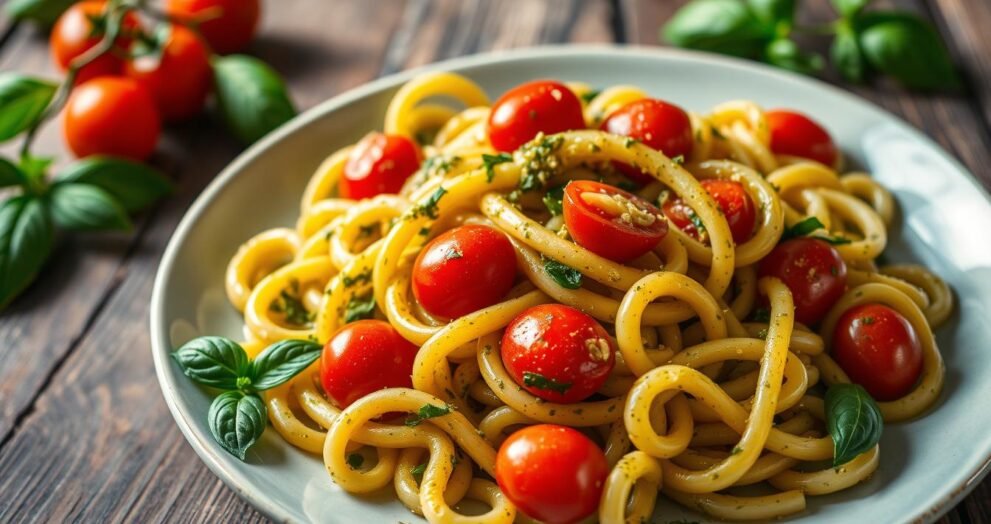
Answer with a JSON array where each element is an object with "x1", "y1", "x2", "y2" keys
[{"x1": 52, "y1": 0, "x2": 261, "y2": 161}]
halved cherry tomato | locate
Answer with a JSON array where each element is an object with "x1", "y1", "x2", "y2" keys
[
  {"x1": 600, "y1": 98, "x2": 693, "y2": 185},
  {"x1": 320, "y1": 320, "x2": 419, "y2": 409},
  {"x1": 496, "y1": 424, "x2": 608, "y2": 524},
  {"x1": 833, "y1": 303, "x2": 923, "y2": 401},
  {"x1": 412, "y1": 225, "x2": 517, "y2": 319},
  {"x1": 562, "y1": 180, "x2": 667, "y2": 262},
  {"x1": 501, "y1": 304, "x2": 615, "y2": 404},
  {"x1": 63, "y1": 76, "x2": 161, "y2": 161},
  {"x1": 766, "y1": 109, "x2": 838, "y2": 166},
  {"x1": 758, "y1": 237, "x2": 847, "y2": 325},
  {"x1": 662, "y1": 179, "x2": 757, "y2": 244},
  {"x1": 487, "y1": 80, "x2": 585, "y2": 152},
  {"x1": 50, "y1": 1, "x2": 141, "y2": 84},
  {"x1": 339, "y1": 132, "x2": 422, "y2": 199},
  {"x1": 125, "y1": 25, "x2": 212, "y2": 122},
  {"x1": 165, "y1": 0, "x2": 261, "y2": 54}
]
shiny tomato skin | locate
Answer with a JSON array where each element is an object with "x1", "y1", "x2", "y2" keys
[
  {"x1": 412, "y1": 225, "x2": 517, "y2": 319},
  {"x1": 767, "y1": 109, "x2": 838, "y2": 166},
  {"x1": 663, "y1": 179, "x2": 757, "y2": 244},
  {"x1": 833, "y1": 303, "x2": 923, "y2": 401},
  {"x1": 501, "y1": 304, "x2": 615, "y2": 404},
  {"x1": 562, "y1": 180, "x2": 667, "y2": 262},
  {"x1": 758, "y1": 237, "x2": 847, "y2": 326},
  {"x1": 124, "y1": 25, "x2": 212, "y2": 121},
  {"x1": 496, "y1": 424, "x2": 609, "y2": 524},
  {"x1": 339, "y1": 132, "x2": 422, "y2": 199},
  {"x1": 487, "y1": 80, "x2": 585, "y2": 152},
  {"x1": 600, "y1": 98, "x2": 694, "y2": 184},
  {"x1": 63, "y1": 77, "x2": 161, "y2": 161},
  {"x1": 50, "y1": 1, "x2": 141, "y2": 84},
  {"x1": 165, "y1": 0, "x2": 260, "y2": 54},
  {"x1": 320, "y1": 320, "x2": 419, "y2": 408}
]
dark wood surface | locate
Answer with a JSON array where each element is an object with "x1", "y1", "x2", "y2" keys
[{"x1": 0, "y1": 0, "x2": 986, "y2": 522}]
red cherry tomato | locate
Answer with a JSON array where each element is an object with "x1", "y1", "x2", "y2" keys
[
  {"x1": 662, "y1": 179, "x2": 757, "y2": 244},
  {"x1": 496, "y1": 424, "x2": 608, "y2": 524},
  {"x1": 562, "y1": 180, "x2": 667, "y2": 263},
  {"x1": 319, "y1": 320, "x2": 419, "y2": 409},
  {"x1": 501, "y1": 304, "x2": 615, "y2": 404},
  {"x1": 767, "y1": 109, "x2": 838, "y2": 166},
  {"x1": 487, "y1": 80, "x2": 585, "y2": 152},
  {"x1": 50, "y1": 1, "x2": 140, "y2": 84},
  {"x1": 339, "y1": 132, "x2": 422, "y2": 199},
  {"x1": 758, "y1": 237, "x2": 847, "y2": 325},
  {"x1": 165, "y1": 0, "x2": 260, "y2": 54},
  {"x1": 833, "y1": 303, "x2": 923, "y2": 401},
  {"x1": 63, "y1": 77, "x2": 161, "y2": 161},
  {"x1": 600, "y1": 98, "x2": 694, "y2": 185},
  {"x1": 412, "y1": 225, "x2": 517, "y2": 319},
  {"x1": 124, "y1": 25, "x2": 212, "y2": 122}
]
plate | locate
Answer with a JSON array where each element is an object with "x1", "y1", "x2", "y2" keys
[{"x1": 150, "y1": 46, "x2": 991, "y2": 523}]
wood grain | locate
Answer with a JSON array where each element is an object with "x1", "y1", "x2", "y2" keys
[{"x1": 928, "y1": 0, "x2": 991, "y2": 136}]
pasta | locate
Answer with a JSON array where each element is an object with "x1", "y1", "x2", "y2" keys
[{"x1": 221, "y1": 71, "x2": 952, "y2": 522}]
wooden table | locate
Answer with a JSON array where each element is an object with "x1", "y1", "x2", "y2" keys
[{"x1": 1, "y1": 0, "x2": 989, "y2": 522}]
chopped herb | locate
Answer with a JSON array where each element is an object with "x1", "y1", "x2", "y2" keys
[
  {"x1": 357, "y1": 223, "x2": 378, "y2": 238},
  {"x1": 410, "y1": 463, "x2": 427, "y2": 478},
  {"x1": 782, "y1": 216, "x2": 852, "y2": 245},
  {"x1": 409, "y1": 187, "x2": 447, "y2": 219},
  {"x1": 543, "y1": 258, "x2": 583, "y2": 289},
  {"x1": 518, "y1": 134, "x2": 564, "y2": 192},
  {"x1": 731, "y1": 446, "x2": 743, "y2": 455},
  {"x1": 750, "y1": 308, "x2": 771, "y2": 322},
  {"x1": 623, "y1": 137, "x2": 638, "y2": 148},
  {"x1": 482, "y1": 153, "x2": 512, "y2": 183},
  {"x1": 686, "y1": 208, "x2": 707, "y2": 236},
  {"x1": 711, "y1": 127, "x2": 726, "y2": 140},
  {"x1": 523, "y1": 371, "x2": 572, "y2": 394},
  {"x1": 451, "y1": 453, "x2": 460, "y2": 468},
  {"x1": 445, "y1": 246, "x2": 463, "y2": 260},
  {"x1": 862, "y1": 316, "x2": 876, "y2": 325},
  {"x1": 405, "y1": 404, "x2": 453, "y2": 427},
  {"x1": 579, "y1": 89, "x2": 601, "y2": 104},
  {"x1": 269, "y1": 280, "x2": 314, "y2": 326},
  {"x1": 672, "y1": 154, "x2": 685, "y2": 164},
  {"x1": 542, "y1": 184, "x2": 565, "y2": 216},
  {"x1": 344, "y1": 294, "x2": 376, "y2": 323},
  {"x1": 346, "y1": 453, "x2": 364, "y2": 469},
  {"x1": 418, "y1": 227, "x2": 431, "y2": 236},
  {"x1": 756, "y1": 328, "x2": 769, "y2": 340},
  {"x1": 342, "y1": 269, "x2": 372, "y2": 288}
]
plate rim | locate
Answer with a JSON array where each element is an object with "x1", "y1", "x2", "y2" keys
[{"x1": 150, "y1": 43, "x2": 991, "y2": 524}]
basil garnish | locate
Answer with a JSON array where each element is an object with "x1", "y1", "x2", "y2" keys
[
  {"x1": 825, "y1": 383, "x2": 883, "y2": 466},
  {"x1": 523, "y1": 371, "x2": 572, "y2": 394},
  {"x1": 482, "y1": 153, "x2": 512, "y2": 183},
  {"x1": 405, "y1": 403, "x2": 453, "y2": 427},
  {"x1": 209, "y1": 390, "x2": 267, "y2": 460},
  {"x1": 543, "y1": 258, "x2": 583, "y2": 289}
]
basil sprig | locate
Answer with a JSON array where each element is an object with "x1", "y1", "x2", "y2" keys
[
  {"x1": 825, "y1": 383, "x2": 883, "y2": 466},
  {"x1": 782, "y1": 216, "x2": 851, "y2": 245},
  {"x1": 212, "y1": 55, "x2": 298, "y2": 144},
  {"x1": 173, "y1": 336, "x2": 322, "y2": 460},
  {"x1": 543, "y1": 258, "x2": 583, "y2": 289}
]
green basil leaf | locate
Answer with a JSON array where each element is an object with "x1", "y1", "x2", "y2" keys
[
  {"x1": 0, "y1": 196, "x2": 53, "y2": 310},
  {"x1": 213, "y1": 55, "x2": 297, "y2": 144},
  {"x1": 19, "y1": 154, "x2": 53, "y2": 183},
  {"x1": 172, "y1": 336, "x2": 251, "y2": 390},
  {"x1": 661, "y1": 0, "x2": 768, "y2": 58},
  {"x1": 49, "y1": 183, "x2": 131, "y2": 231},
  {"x1": 764, "y1": 38, "x2": 824, "y2": 75},
  {"x1": 249, "y1": 339, "x2": 323, "y2": 390},
  {"x1": 783, "y1": 216, "x2": 826, "y2": 239},
  {"x1": 481, "y1": 153, "x2": 512, "y2": 183},
  {"x1": 0, "y1": 157, "x2": 25, "y2": 188},
  {"x1": 747, "y1": 0, "x2": 796, "y2": 31},
  {"x1": 857, "y1": 12, "x2": 959, "y2": 90},
  {"x1": 55, "y1": 156, "x2": 173, "y2": 213},
  {"x1": 542, "y1": 185, "x2": 564, "y2": 216},
  {"x1": 522, "y1": 371, "x2": 572, "y2": 394},
  {"x1": 831, "y1": 0, "x2": 870, "y2": 18},
  {"x1": 831, "y1": 24, "x2": 867, "y2": 83},
  {"x1": 405, "y1": 403, "x2": 453, "y2": 427},
  {"x1": 409, "y1": 187, "x2": 447, "y2": 219},
  {"x1": 5, "y1": 0, "x2": 76, "y2": 25},
  {"x1": 544, "y1": 258, "x2": 583, "y2": 289},
  {"x1": 208, "y1": 391, "x2": 267, "y2": 461},
  {"x1": 579, "y1": 90, "x2": 601, "y2": 104},
  {"x1": 344, "y1": 294, "x2": 376, "y2": 323},
  {"x1": 825, "y1": 383, "x2": 883, "y2": 466},
  {"x1": 0, "y1": 73, "x2": 57, "y2": 142}
]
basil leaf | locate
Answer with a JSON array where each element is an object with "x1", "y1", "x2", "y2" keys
[
  {"x1": 19, "y1": 154, "x2": 53, "y2": 183},
  {"x1": 783, "y1": 216, "x2": 826, "y2": 239},
  {"x1": 857, "y1": 12, "x2": 959, "y2": 91},
  {"x1": 0, "y1": 74, "x2": 57, "y2": 142},
  {"x1": 56, "y1": 156, "x2": 173, "y2": 212},
  {"x1": 49, "y1": 183, "x2": 131, "y2": 231},
  {"x1": 579, "y1": 90, "x2": 601, "y2": 104},
  {"x1": 831, "y1": 23, "x2": 867, "y2": 83},
  {"x1": 410, "y1": 463, "x2": 427, "y2": 478},
  {"x1": 0, "y1": 157, "x2": 24, "y2": 188},
  {"x1": 409, "y1": 187, "x2": 447, "y2": 219},
  {"x1": 544, "y1": 258, "x2": 583, "y2": 289},
  {"x1": 208, "y1": 391, "x2": 267, "y2": 461},
  {"x1": 0, "y1": 196, "x2": 53, "y2": 310},
  {"x1": 482, "y1": 153, "x2": 512, "y2": 183},
  {"x1": 522, "y1": 371, "x2": 572, "y2": 394},
  {"x1": 5, "y1": 0, "x2": 76, "y2": 25},
  {"x1": 172, "y1": 336, "x2": 251, "y2": 390},
  {"x1": 662, "y1": 0, "x2": 768, "y2": 58},
  {"x1": 249, "y1": 339, "x2": 323, "y2": 391},
  {"x1": 825, "y1": 383, "x2": 883, "y2": 466},
  {"x1": 344, "y1": 294, "x2": 376, "y2": 323},
  {"x1": 747, "y1": 0, "x2": 796, "y2": 30},
  {"x1": 405, "y1": 403, "x2": 453, "y2": 427},
  {"x1": 831, "y1": 0, "x2": 869, "y2": 18},
  {"x1": 542, "y1": 185, "x2": 564, "y2": 216},
  {"x1": 764, "y1": 38, "x2": 824, "y2": 75},
  {"x1": 212, "y1": 55, "x2": 297, "y2": 144}
]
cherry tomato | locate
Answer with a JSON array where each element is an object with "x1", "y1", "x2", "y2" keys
[
  {"x1": 63, "y1": 76, "x2": 161, "y2": 161},
  {"x1": 501, "y1": 304, "x2": 615, "y2": 404},
  {"x1": 165, "y1": 0, "x2": 260, "y2": 54},
  {"x1": 50, "y1": 1, "x2": 141, "y2": 84},
  {"x1": 758, "y1": 237, "x2": 847, "y2": 326},
  {"x1": 339, "y1": 132, "x2": 422, "y2": 199},
  {"x1": 662, "y1": 179, "x2": 757, "y2": 244},
  {"x1": 124, "y1": 25, "x2": 212, "y2": 122},
  {"x1": 600, "y1": 98, "x2": 694, "y2": 184},
  {"x1": 412, "y1": 225, "x2": 517, "y2": 319},
  {"x1": 487, "y1": 80, "x2": 585, "y2": 152},
  {"x1": 496, "y1": 424, "x2": 608, "y2": 524},
  {"x1": 766, "y1": 109, "x2": 838, "y2": 166},
  {"x1": 562, "y1": 180, "x2": 667, "y2": 263},
  {"x1": 832, "y1": 303, "x2": 923, "y2": 401},
  {"x1": 320, "y1": 320, "x2": 419, "y2": 409}
]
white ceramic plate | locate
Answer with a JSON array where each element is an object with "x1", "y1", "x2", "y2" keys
[{"x1": 151, "y1": 46, "x2": 991, "y2": 523}]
